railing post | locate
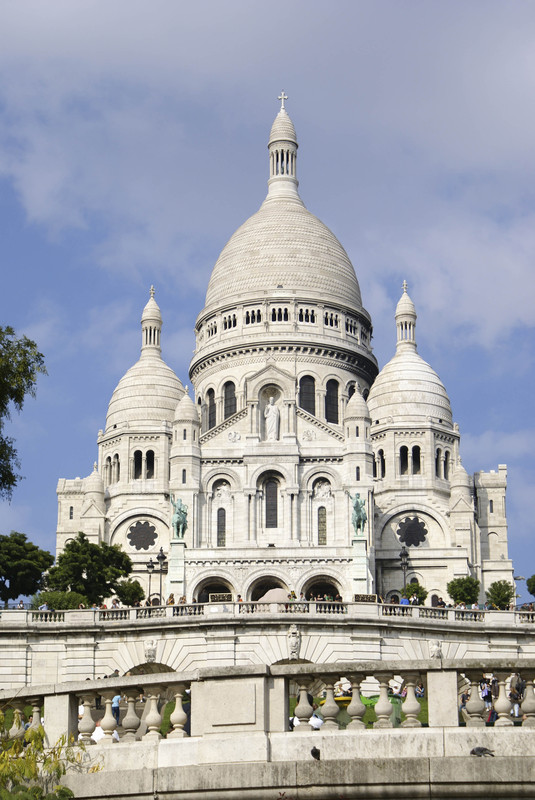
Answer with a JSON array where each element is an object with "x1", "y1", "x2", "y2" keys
[
  {"x1": 142, "y1": 687, "x2": 163, "y2": 741},
  {"x1": 493, "y1": 671, "x2": 513, "y2": 727},
  {"x1": 99, "y1": 691, "x2": 118, "y2": 743},
  {"x1": 27, "y1": 698, "x2": 43, "y2": 733},
  {"x1": 520, "y1": 675, "x2": 535, "y2": 726},
  {"x1": 167, "y1": 684, "x2": 188, "y2": 738},
  {"x1": 345, "y1": 674, "x2": 366, "y2": 728},
  {"x1": 464, "y1": 671, "x2": 486, "y2": 727},
  {"x1": 373, "y1": 675, "x2": 394, "y2": 728},
  {"x1": 77, "y1": 693, "x2": 96, "y2": 743},
  {"x1": 319, "y1": 676, "x2": 340, "y2": 729},
  {"x1": 43, "y1": 692, "x2": 78, "y2": 746},
  {"x1": 401, "y1": 672, "x2": 422, "y2": 727},
  {"x1": 293, "y1": 682, "x2": 313, "y2": 731},
  {"x1": 427, "y1": 668, "x2": 459, "y2": 727},
  {"x1": 8, "y1": 702, "x2": 25, "y2": 740},
  {"x1": 121, "y1": 690, "x2": 142, "y2": 742}
]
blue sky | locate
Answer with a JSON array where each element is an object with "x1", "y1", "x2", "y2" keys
[{"x1": 0, "y1": 0, "x2": 534, "y2": 600}]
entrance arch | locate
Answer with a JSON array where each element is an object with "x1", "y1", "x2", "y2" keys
[
  {"x1": 195, "y1": 577, "x2": 235, "y2": 603},
  {"x1": 302, "y1": 577, "x2": 341, "y2": 601},
  {"x1": 249, "y1": 576, "x2": 288, "y2": 601}
]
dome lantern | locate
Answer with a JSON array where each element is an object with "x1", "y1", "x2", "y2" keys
[
  {"x1": 141, "y1": 285, "x2": 162, "y2": 359},
  {"x1": 395, "y1": 280, "x2": 417, "y2": 352},
  {"x1": 266, "y1": 91, "x2": 300, "y2": 202}
]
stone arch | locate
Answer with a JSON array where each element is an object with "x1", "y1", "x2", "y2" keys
[
  {"x1": 247, "y1": 574, "x2": 289, "y2": 601},
  {"x1": 127, "y1": 662, "x2": 175, "y2": 676},
  {"x1": 302, "y1": 465, "x2": 342, "y2": 493},
  {"x1": 246, "y1": 363, "x2": 295, "y2": 402},
  {"x1": 300, "y1": 572, "x2": 343, "y2": 601},
  {"x1": 203, "y1": 466, "x2": 242, "y2": 493},
  {"x1": 376, "y1": 505, "x2": 449, "y2": 549},
  {"x1": 110, "y1": 511, "x2": 169, "y2": 551},
  {"x1": 191, "y1": 574, "x2": 236, "y2": 603},
  {"x1": 244, "y1": 566, "x2": 290, "y2": 601}
]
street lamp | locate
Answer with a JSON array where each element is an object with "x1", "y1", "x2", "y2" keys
[
  {"x1": 157, "y1": 547, "x2": 167, "y2": 605},
  {"x1": 147, "y1": 558, "x2": 155, "y2": 603},
  {"x1": 399, "y1": 546, "x2": 409, "y2": 591}
]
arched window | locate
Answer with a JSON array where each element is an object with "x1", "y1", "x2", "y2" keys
[
  {"x1": 223, "y1": 381, "x2": 236, "y2": 419},
  {"x1": 400, "y1": 446, "x2": 409, "y2": 476},
  {"x1": 112, "y1": 453, "x2": 120, "y2": 483},
  {"x1": 105, "y1": 456, "x2": 112, "y2": 484},
  {"x1": 379, "y1": 449, "x2": 386, "y2": 478},
  {"x1": 217, "y1": 508, "x2": 226, "y2": 547},
  {"x1": 348, "y1": 383, "x2": 356, "y2": 400},
  {"x1": 207, "y1": 389, "x2": 216, "y2": 430},
  {"x1": 356, "y1": 466, "x2": 361, "y2": 481},
  {"x1": 265, "y1": 479, "x2": 278, "y2": 528},
  {"x1": 318, "y1": 506, "x2": 327, "y2": 545},
  {"x1": 435, "y1": 448, "x2": 442, "y2": 477},
  {"x1": 183, "y1": 428, "x2": 187, "y2": 440},
  {"x1": 133, "y1": 450, "x2": 142, "y2": 480},
  {"x1": 182, "y1": 469, "x2": 186, "y2": 484},
  {"x1": 299, "y1": 376, "x2": 315, "y2": 415},
  {"x1": 69, "y1": 506, "x2": 74, "y2": 520},
  {"x1": 489, "y1": 499, "x2": 494, "y2": 514},
  {"x1": 444, "y1": 451, "x2": 450, "y2": 480},
  {"x1": 325, "y1": 379, "x2": 339, "y2": 424},
  {"x1": 412, "y1": 446, "x2": 421, "y2": 475},
  {"x1": 146, "y1": 450, "x2": 154, "y2": 479}
]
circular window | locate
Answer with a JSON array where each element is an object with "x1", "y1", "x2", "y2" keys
[
  {"x1": 397, "y1": 516, "x2": 427, "y2": 547},
  {"x1": 127, "y1": 520, "x2": 158, "y2": 550}
]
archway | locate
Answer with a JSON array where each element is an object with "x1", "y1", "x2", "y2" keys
[
  {"x1": 303, "y1": 577, "x2": 341, "y2": 601},
  {"x1": 249, "y1": 577, "x2": 288, "y2": 601},
  {"x1": 195, "y1": 578, "x2": 234, "y2": 603},
  {"x1": 127, "y1": 662, "x2": 175, "y2": 676}
]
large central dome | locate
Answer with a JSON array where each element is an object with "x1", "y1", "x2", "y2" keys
[
  {"x1": 202, "y1": 100, "x2": 363, "y2": 317},
  {"x1": 204, "y1": 199, "x2": 362, "y2": 312}
]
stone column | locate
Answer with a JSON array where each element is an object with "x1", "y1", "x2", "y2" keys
[
  {"x1": 520, "y1": 675, "x2": 535, "y2": 726},
  {"x1": 98, "y1": 691, "x2": 118, "y2": 744},
  {"x1": 464, "y1": 672, "x2": 486, "y2": 727},
  {"x1": 121, "y1": 690, "x2": 142, "y2": 742},
  {"x1": 293, "y1": 683, "x2": 313, "y2": 732},
  {"x1": 493, "y1": 672, "x2": 514, "y2": 727},
  {"x1": 320, "y1": 677, "x2": 340, "y2": 729},
  {"x1": 345, "y1": 675, "x2": 366, "y2": 729},
  {"x1": 142, "y1": 688, "x2": 163, "y2": 741},
  {"x1": 77, "y1": 694, "x2": 96, "y2": 744},
  {"x1": 401, "y1": 673, "x2": 422, "y2": 727},
  {"x1": 167, "y1": 684, "x2": 189, "y2": 738},
  {"x1": 373, "y1": 676, "x2": 394, "y2": 728}
]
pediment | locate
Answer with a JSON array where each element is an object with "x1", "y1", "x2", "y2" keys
[
  {"x1": 81, "y1": 499, "x2": 106, "y2": 519},
  {"x1": 245, "y1": 363, "x2": 296, "y2": 400}
]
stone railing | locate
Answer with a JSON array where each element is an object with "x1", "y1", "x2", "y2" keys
[{"x1": 1, "y1": 602, "x2": 532, "y2": 627}]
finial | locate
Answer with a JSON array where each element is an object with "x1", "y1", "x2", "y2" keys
[
  {"x1": 93, "y1": 461, "x2": 98, "y2": 471},
  {"x1": 402, "y1": 280, "x2": 408, "y2": 294},
  {"x1": 185, "y1": 385, "x2": 189, "y2": 395},
  {"x1": 278, "y1": 90, "x2": 288, "y2": 111},
  {"x1": 150, "y1": 285, "x2": 155, "y2": 299}
]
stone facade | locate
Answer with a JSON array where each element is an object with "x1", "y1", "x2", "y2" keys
[{"x1": 56, "y1": 99, "x2": 513, "y2": 605}]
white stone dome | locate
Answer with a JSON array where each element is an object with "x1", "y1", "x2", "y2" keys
[
  {"x1": 367, "y1": 282, "x2": 452, "y2": 425},
  {"x1": 174, "y1": 387, "x2": 199, "y2": 423},
  {"x1": 204, "y1": 200, "x2": 363, "y2": 312},
  {"x1": 106, "y1": 289, "x2": 184, "y2": 431},
  {"x1": 345, "y1": 388, "x2": 370, "y2": 420}
]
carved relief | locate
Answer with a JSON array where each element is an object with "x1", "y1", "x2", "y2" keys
[{"x1": 287, "y1": 624, "x2": 301, "y2": 660}]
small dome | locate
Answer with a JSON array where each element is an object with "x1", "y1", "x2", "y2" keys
[
  {"x1": 269, "y1": 109, "x2": 297, "y2": 145},
  {"x1": 106, "y1": 359, "x2": 184, "y2": 431},
  {"x1": 174, "y1": 387, "x2": 199, "y2": 423},
  {"x1": 367, "y1": 349, "x2": 452, "y2": 425},
  {"x1": 83, "y1": 463, "x2": 104, "y2": 495},
  {"x1": 345, "y1": 389, "x2": 370, "y2": 420},
  {"x1": 451, "y1": 460, "x2": 471, "y2": 491},
  {"x1": 141, "y1": 286, "x2": 162, "y2": 324}
]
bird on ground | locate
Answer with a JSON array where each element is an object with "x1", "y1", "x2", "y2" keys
[
  {"x1": 311, "y1": 747, "x2": 321, "y2": 760},
  {"x1": 470, "y1": 747, "x2": 495, "y2": 757}
]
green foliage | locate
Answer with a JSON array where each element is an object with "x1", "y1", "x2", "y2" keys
[
  {"x1": 486, "y1": 579, "x2": 515, "y2": 610},
  {"x1": 447, "y1": 577, "x2": 481, "y2": 606},
  {"x1": 0, "y1": 533, "x2": 54, "y2": 607},
  {"x1": 47, "y1": 533, "x2": 132, "y2": 605},
  {"x1": 115, "y1": 579, "x2": 145, "y2": 607},
  {"x1": 526, "y1": 575, "x2": 535, "y2": 598},
  {"x1": 30, "y1": 592, "x2": 88, "y2": 611},
  {"x1": 401, "y1": 582, "x2": 428, "y2": 605},
  {"x1": 0, "y1": 327, "x2": 46, "y2": 500}
]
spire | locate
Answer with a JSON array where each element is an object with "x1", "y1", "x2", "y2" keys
[
  {"x1": 266, "y1": 91, "x2": 300, "y2": 202},
  {"x1": 141, "y1": 286, "x2": 163, "y2": 358},
  {"x1": 395, "y1": 280, "x2": 417, "y2": 352}
]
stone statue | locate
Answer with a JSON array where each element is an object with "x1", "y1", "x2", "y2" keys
[
  {"x1": 264, "y1": 396, "x2": 280, "y2": 441},
  {"x1": 287, "y1": 624, "x2": 301, "y2": 660},
  {"x1": 171, "y1": 495, "x2": 188, "y2": 539},
  {"x1": 347, "y1": 491, "x2": 367, "y2": 534}
]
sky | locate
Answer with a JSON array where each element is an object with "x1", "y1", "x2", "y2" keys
[{"x1": 0, "y1": 0, "x2": 534, "y2": 601}]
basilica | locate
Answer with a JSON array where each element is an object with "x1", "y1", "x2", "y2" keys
[{"x1": 56, "y1": 98, "x2": 513, "y2": 605}]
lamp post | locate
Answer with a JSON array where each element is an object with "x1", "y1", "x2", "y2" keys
[
  {"x1": 399, "y1": 546, "x2": 409, "y2": 592},
  {"x1": 157, "y1": 547, "x2": 167, "y2": 605},
  {"x1": 147, "y1": 558, "x2": 155, "y2": 603}
]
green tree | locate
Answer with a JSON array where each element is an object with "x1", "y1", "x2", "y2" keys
[
  {"x1": 0, "y1": 533, "x2": 54, "y2": 608},
  {"x1": 447, "y1": 576, "x2": 480, "y2": 606},
  {"x1": 30, "y1": 591, "x2": 88, "y2": 611},
  {"x1": 115, "y1": 579, "x2": 145, "y2": 607},
  {"x1": 485, "y1": 579, "x2": 515, "y2": 610},
  {"x1": 47, "y1": 533, "x2": 132, "y2": 605},
  {"x1": 0, "y1": 327, "x2": 46, "y2": 500},
  {"x1": 401, "y1": 582, "x2": 428, "y2": 605},
  {"x1": 526, "y1": 575, "x2": 535, "y2": 598}
]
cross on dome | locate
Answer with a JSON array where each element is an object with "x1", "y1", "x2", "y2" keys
[
  {"x1": 150, "y1": 285, "x2": 155, "y2": 298},
  {"x1": 278, "y1": 91, "x2": 288, "y2": 110},
  {"x1": 402, "y1": 280, "x2": 408, "y2": 293}
]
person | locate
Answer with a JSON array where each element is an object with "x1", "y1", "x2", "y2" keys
[
  {"x1": 17, "y1": 600, "x2": 24, "y2": 609},
  {"x1": 400, "y1": 596, "x2": 410, "y2": 606},
  {"x1": 166, "y1": 593, "x2": 175, "y2": 605},
  {"x1": 111, "y1": 599, "x2": 120, "y2": 609},
  {"x1": 264, "y1": 396, "x2": 280, "y2": 440},
  {"x1": 38, "y1": 602, "x2": 49, "y2": 611},
  {"x1": 415, "y1": 682, "x2": 425, "y2": 698},
  {"x1": 459, "y1": 689, "x2": 469, "y2": 712},
  {"x1": 111, "y1": 693, "x2": 122, "y2": 724},
  {"x1": 91, "y1": 719, "x2": 119, "y2": 743}
]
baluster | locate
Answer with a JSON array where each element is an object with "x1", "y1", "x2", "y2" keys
[
  {"x1": 142, "y1": 687, "x2": 163, "y2": 741},
  {"x1": 293, "y1": 683, "x2": 313, "y2": 732},
  {"x1": 345, "y1": 674, "x2": 366, "y2": 729},
  {"x1": 373, "y1": 675, "x2": 393, "y2": 728},
  {"x1": 464, "y1": 672, "x2": 485, "y2": 727},
  {"x1": 99, "y1": 691, "x2": 118, "y2": 743},
  {"x1": 320, "y1": 677, "x2": 340, "y2": 729},
  {"x1": 167, "y1": 684, "x2": 188, "y2": 738},
  {"x1": 401, "y1": 673, "x2": 421, "y2": 727},
  {"x1": 9, "y1": 703, "x2": 25, "y2": 740},
  {"x1": 493, "y1": 672, "x2": 513, "y2": 727},
  {"x1": 78, "y1": 694, "x2": 96, "y2": 744},
  {"x1": 121, "y1": 691, "x2": 141, "y2": 742},
  {"x1": 27, "y1": 699, "x2": 43, "y2": 733},
  {"x1": 520, "y1": 675, "x2": 535, "y2": 726}
]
